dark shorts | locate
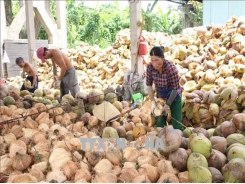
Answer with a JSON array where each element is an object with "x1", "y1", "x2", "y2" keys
[{"x1": 20, "y1": 75, "x2": 38, "y2": 93}]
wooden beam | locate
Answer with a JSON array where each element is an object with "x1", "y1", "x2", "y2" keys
[
  {"x1": 6, "y1": 6, "x2": 26, "y2": 40},
  {"x1": 0, "y1": 0, "x2": 7, "y2": 78},
  {"x1": 56, "y1": 1, "x2": 67, "y2": 48},
  {"x1": 25, "y1": 0, "x2": 36, "y2": 66}
]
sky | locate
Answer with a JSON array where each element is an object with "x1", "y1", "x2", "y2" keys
[{"x1": 81, "y1": 1, "x2": 179, "y2": 11}]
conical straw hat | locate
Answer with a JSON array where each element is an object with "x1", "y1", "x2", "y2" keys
[{"x1": 93, "y1": 101, "x2": 120, "y2": 122}]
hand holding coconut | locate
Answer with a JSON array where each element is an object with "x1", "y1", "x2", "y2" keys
[{"x1": 162, "y1": 104, "x2": 170, "y2": 116}]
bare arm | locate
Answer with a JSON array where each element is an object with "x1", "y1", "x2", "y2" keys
[
  {"x1": 52, "y1": 51, "x2": 68, "y2": 81},
  {"x1": 27, "y1": 64, "x2": 37, "y2": 88}
]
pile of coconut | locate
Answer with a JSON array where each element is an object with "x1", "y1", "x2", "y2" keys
[{"x1": 1, "y1": 82, "x2": 245, "y2": 182}]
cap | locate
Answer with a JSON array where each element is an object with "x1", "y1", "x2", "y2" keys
[{"x1": 36, "y1": 47, "x2": 45, "y2": 63}]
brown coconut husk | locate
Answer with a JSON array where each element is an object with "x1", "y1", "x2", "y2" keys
[{"x1": 93, "y1": 101, "x2": 120, "y2": 122}]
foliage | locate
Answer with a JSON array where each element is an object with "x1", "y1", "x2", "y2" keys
[
  {"x1": 8, "y1": 0, "x2": 184, "y2": 49},
  {"x1": 188, "y1": 0, "x2": 203, "y2": 24}
]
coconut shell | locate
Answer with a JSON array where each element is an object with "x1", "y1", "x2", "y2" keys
[
  {"x1": 169, "y1": 148, "x2": 188, "y2": 172},
  {"x1": 208, "y1": 167, "x2": 224, "y2": 183},
  {"x1": 93, "y1": 101, "x2": 120, "y2": 122},
  {"x1": 207, "y1": 149, "x2": 227, "y2": 170}
]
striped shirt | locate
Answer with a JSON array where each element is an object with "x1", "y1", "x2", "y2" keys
[{"x1": 146, "y1": 59, "x2": 182, "y2": 98}]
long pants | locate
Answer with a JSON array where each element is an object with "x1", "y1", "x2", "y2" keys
[
  {"x1": 60, "y1": 67, "x2": 80, "y2": 100},
  {"x1": 156, "y1": 97, "x2": 184, "y2": 131}
]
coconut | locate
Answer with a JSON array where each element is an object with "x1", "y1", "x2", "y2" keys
[
  {"x1": 210, "y1": 136, "x2": 227, "y2": 153},
  {"x1": 74, "y1": 169, "x2": 91, "y2": 182},
  {"x1": 132, "y1": 125, "x2": 147, "y2": 139},
  {"x1": 188, "y1": 166, "x2": 212, "y2": 183},
  {"x1": 92, "y1": 172, "x2": 117, "y2": 183},
  {"x1": 207, "y1": 128, "x2": 215, "y2": 137},
  {"x1": 182, "y1": 127, "x2": 194, "y2": 138},
  {"x1": 227, "y1": 145, "x2": 245, "y2": 161},
  {"x1": 219, "y1": 121, "x2": 237, "y2": 138},
  {"x1": 208, "y1": 167, "x2": 224, "y2": 183},
  {"x1": 102, "y1": 127, "x2": 119, "y2": 138},
  {"x1": 119, "y1": 168, "x2": 139, "y2": 183},
  {"x1": 80, "y1": 112, "x2": 91, "y2": 124},
  {"x1": 191, "y1": 127, "x2": 210, "y2": 139},
  {"x1": 106, "y1": 148, "x2": 122, "y2": 165},
  {"x1": 189, "y1": 133, "x2": 212, "y2": 158},
  {"x1": 104, "y1": 92, "x2": 117, "y2": 103},
  {"x1": 61, "y1": 160, "x2": 78, "y2": 179},
  {"x1": 29, "y1": 169, "x2": 45, "y2": 182},
  {"x1": 34, "y1": 89, "x2": 43, "y2": 97},
  {"x1": 85, "y1": 150, "x2": 105, "y2": 166},
  {"x1": 123, "y1": 147, "x2": 139, "y2": 162},
  {"x1": 3, "y1": 96, "x2": 15, "y2": 106},
  {"x1": 87, "y1": 91, "x2": 100, "y2": 104},
  {"x1": 94, "y1": 159, "x2": 113, "y2": 173},
  {"x1": 113, "y1": 101, "x2": 123, "y2": 111},
  {"x1": 187, "y1": 152, "x2": 208, "y2": 170},
  {"x1": 12, "y1": 152, "x2": 32, "y2": 171},
  {"x1": 138, "y1": 164, "x2": 159, "y2": 182},
  {"x1": 226, "y1": 143, "x2": 245, "y2": 154},
  {"x1": 222, "y1": 158, "x2": 245, "y2": 183},
  {"x1": 157, "y1": 173, "x2": 179, "y2": 183},
  {"x1": 156, "y1": 160, "x2": 178, "y2": 175},
  {"x1": 232, "y1": 113, "x2": 245, "y2": 131},
  {"x1": 226, "y1": 133, "x2": 245, "y2": 146},
  {"x1": 160, "y1": 126, "x2": 182, "y2": 154},
  {"x1": 132, "y1": 175, "x2": 151, "y2": 183},
  {"x1": 116, "y1": 126, "x2": 126, "y2": 138},
  {"x1": 61, "y1": 94, "x2": 76, "y2": 106},
  {"x1": 178, "y1": 171, "x2": 189, "y2": 183},
  {"x1": 207, "y1": 149, "x2": 227, "y2": 170},
  {"x1": 169, "y1": 148, "x2": 188, "y2": 172}
]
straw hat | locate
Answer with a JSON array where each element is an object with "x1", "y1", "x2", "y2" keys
[{"x1": 93, "y1": 101, "x2": 120, "y2": 122}]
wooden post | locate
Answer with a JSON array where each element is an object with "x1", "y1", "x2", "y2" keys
[
  {"x1": 25, "y1": 0, "x2": 36, "y2": 67},
  {"x1": 0, "y1": 0, "x2": 7, "y2": 78},
  {"x1": 130, "y1": 0, "x2": 143, "y2": 76}
]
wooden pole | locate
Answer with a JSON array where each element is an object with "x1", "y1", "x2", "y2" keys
[
  {"x1": 0, "y1": 0, "x2": 7, "y2": 78},
  {"x1": 130, "y1": 0, "x2": 143, "y2": 75},
  {"x1": 25, "y1": 0, "x2": 36, "y2": 66}
]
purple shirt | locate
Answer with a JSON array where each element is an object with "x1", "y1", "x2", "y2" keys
[{"x1": 146, "y1": 59, "x2": 182, "y2": 99}]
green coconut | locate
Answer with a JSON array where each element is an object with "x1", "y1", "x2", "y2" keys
[
  {"x1": 105, "y1": 92, "x2": 117, "y2": 103},
  {"x1": 61, "y1": 94, "x2": 75, "y2": 106},
  {"x1": 85, "y1": 103, "x2": 96, "y2": 114},
  {"x1": 187, "y1": 152, "x2": 208, "y2": 170},
  {"x1": 72, "y1": 105, "x2": 82, "y2": 116},
  {"x1": 222, "y1": 158, "x2": 245, "y2": 183},
  {"x1": 207, "y1": 128, "x2": 215, "y2": 137},
  {"x1": 226, "y1": 133, "x2": 245, "y2": 146},
  {"x1": 34, "y1": 89, "x2": 43, "y2": 97},
  {"x1": 209, "y1": 103, "x2": 219, "y2": 116},
  {"x1": 188, "y1": 166, "x2": 212, "y2": 183},
  {"x1": 183, "y1": 127, "x2": 194, "y2": 138},
  {"x1": 102, "y1": 127, "x2": 119, "y2": 138},
  {"x1": 227, "y1": 145, "x2": 245, "y2": 161},
  {"x1": 3, "y1": 96, "x2": 15, "y2": 106},
  {"x1": 189, "y1": 133, "x2": 212, "y2": 158}
]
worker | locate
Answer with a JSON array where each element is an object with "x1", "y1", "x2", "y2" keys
[
  {"x1": 16, "y1": 57, "x2": 38, "y2": 93},
  {"x1": 36, "y1": 47, "x2": 80, "y2": 100},
  {"x1": 146, "y1": 46, "x2": 184, "y2": 131}
]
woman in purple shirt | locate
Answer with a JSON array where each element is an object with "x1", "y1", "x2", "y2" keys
[{"x1": 146, "y1": 46, "x2": 184, "y2": 131}]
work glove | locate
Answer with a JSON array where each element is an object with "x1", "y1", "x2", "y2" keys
[
  {"x1": 162, "y1": 103, "x2": 170, "y2": 116},
  {"x1": 53, "y1": 80, "x2": 61, "y2": 88},
  {"x1": 151, "y1": 101, "x2": 156, "y2": 115}
]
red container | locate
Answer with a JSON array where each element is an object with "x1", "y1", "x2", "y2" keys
[{"x1": 138, "y1": 37, "x2": 147, "y2": 55}]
